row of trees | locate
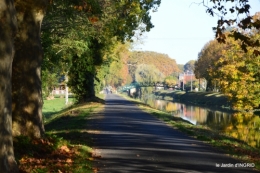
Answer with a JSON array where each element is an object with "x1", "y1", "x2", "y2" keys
[
  {"x1": 194, "y1": 13, "x2": 260, "y2": 111},
  {"x1": 0, "y1": 0, "x2": 259, "y2": 172},
  {"x1": 42, "y1": 0, "x2": 161, "y2": 101},
  {"x1": 0, "y1": 0, "x2": 161, "y2": 172},
  {"x1": 1, "y1": 1, "x2": 48, "y2": 172}
]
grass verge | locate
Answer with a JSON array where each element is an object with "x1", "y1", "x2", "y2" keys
[
  {"x1": 119, "y1": 94, "x2": 260, "y2": 171},
  {"x1": 14, "y1": 96, "x2": 105, "y2": 173}
]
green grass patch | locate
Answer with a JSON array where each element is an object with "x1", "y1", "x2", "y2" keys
[
  {"x1": 15, "y1": 97, "x2": 105, "y2": 173},
  {"x1": 43, "y1": 97, "x2": 75, "y2": 122}
]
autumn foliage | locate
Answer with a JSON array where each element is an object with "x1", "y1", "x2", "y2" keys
[
  {"x1": 195, "y1": 26, "x2": 260, "y2": 110},
  {"x1": 14, "y1": 135, "x2": 92, "y2": 173},
  {"x1": 212, "y1": 35, "x2": 260, "y2": 110},
  {"x1": 128, "y1": 51, "x2": 180, "y2": 77},
  {"x1": 124, "y1": 51, "x2": 179, "y2": 84}
]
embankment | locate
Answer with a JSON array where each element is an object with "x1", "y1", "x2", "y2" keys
[{"x1": 154, "y1": 90, "x2": 232, "y2": 111}]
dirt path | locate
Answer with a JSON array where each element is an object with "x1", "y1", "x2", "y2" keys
[{"x1": 89, "y1": 94, "x2": 258, "y2": 173}]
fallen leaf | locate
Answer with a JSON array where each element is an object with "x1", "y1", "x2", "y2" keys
[
  {"x1": 60, "y1": 145, "x2": 70, "y2": 152},
  {"x1": 66, "y1": 159, "x2": 73, "y2": 163}
]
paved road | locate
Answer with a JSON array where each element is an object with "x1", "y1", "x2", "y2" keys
[{"x1": 89, "y1": 94, "x2": 258, "y2": 173}]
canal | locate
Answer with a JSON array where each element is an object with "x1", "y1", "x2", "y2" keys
[{"x1": 139, "y1": 93, "x2": 260, "y2": 149}]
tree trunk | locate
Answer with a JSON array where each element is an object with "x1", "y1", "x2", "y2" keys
[
  {"x1": 12, "y1": 0, "x2": 47, "y2": 138},
  {"x1": 0, "y1": 0, "x2": 19, "y2": 172},
  {"x1": 89, "y1": 73, "x2": 96, "y2": 98},
  {"x1": 79, "y1": 72, "x2": 96, "y2": 102}
]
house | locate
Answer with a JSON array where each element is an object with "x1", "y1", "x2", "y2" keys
[
  {"x1": 51, "y1": 75, "x2": 68, "y2": 95},
  {"x1": 178, "y1": 71, "x2": 196, "y2": 89}
]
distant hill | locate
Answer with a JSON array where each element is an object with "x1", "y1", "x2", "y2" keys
[{"x1": 126, "y1": 51, "x2": 180, "y2": 80}]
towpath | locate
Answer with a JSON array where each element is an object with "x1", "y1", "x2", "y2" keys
[{"x1": 89, "y1": 94, "x2": 258, "y2": 173}]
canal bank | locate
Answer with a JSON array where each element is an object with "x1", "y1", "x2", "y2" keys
[{"x1": 154, "y1": 90, "x2": 232, "y2": 111}]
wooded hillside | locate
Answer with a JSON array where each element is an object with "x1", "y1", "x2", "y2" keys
[{"x1": 125, "y1": 51, "x2": 180, "y2": 82}]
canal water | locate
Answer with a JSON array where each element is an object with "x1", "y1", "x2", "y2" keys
[{"x1": 140, "y1": 94, "x2": 260, "y2": 148}]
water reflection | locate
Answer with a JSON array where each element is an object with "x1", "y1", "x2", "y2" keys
[
  {"x1": 227, "y1": 112, "x2": 260, "y2": 148},
  {"x1": 141, "y1": 97, "x2": 260, "y2": 148}
]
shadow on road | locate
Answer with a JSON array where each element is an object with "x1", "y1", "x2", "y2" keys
[{"x1": 89, "y1": 94, "x2": 259, "y2": 173}]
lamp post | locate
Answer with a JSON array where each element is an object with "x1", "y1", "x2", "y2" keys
[
  {"x1": 182, "y1": 73, "x2": 185, "y2": 91},
  {"x1": 190, "y1": 72, "x2": 193, "y2": 91}
]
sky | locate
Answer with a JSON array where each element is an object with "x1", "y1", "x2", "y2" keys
[{"x1": 134, "y1": 0, "x2": 260, "y2": 65}]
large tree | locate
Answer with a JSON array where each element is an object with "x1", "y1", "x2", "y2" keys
[
  {"x1": 42, "y1": 0, "x2": 161, "y2": 101},
  {"x1": 194, "y1": 39, "x2": 224, "y2": 90},
  {"x1": 0, "y1": 0, "x2": 19, "y2": 172},
  {"x1": 211, "y1": 33, "x2": 260, "y2": 110},
  {"x1": 195, "y1": 29, "x2": 260, "y2": 110},
  {"x1": 12, "y1": 0, "x2": 48, "y2": 138}
]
